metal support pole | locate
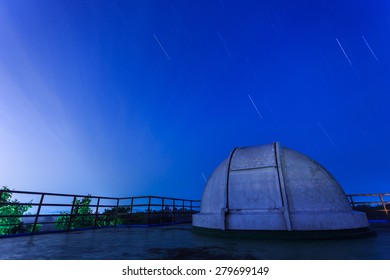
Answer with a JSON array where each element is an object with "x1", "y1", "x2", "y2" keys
[
  {"x1": 161, "y1": 198, "x2": 164, "y2": 224},
  {"x1": 114, "y1": 198, "x2": 120, "y2": 226},
  {"x1": 129, "y1": 197, "x2": 134, "y2": 224},
  {"x1": 349, "y1": 195, "x2": 355, "y2": 209},
  {"x1": 379, "y1": 195, "x2": 388, "y2": 216},
  {"x1": 190, "y1": 201, "x2": 193, "y2": 222},
  {"x1": 147, "y1": 197, "x2": 151, "y2": 224},
  {"x1": 94, "y1": 197, "x2": 100, "y2": 227},
  {"x1": 67, "y1": 196, "x2": 77, "y2": 231},
  {"x1": 172, "y1": 200, "x2": 176, "y2": 223},
  {"x1": 182, "y1": 200, "x2": 184, "y2": 223},
  {"x1": 32, "y1": 194, "x2": 45, "y2": 233}
]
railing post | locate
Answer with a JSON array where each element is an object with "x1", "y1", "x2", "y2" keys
[
  {"x1": 349, "y1": 195, "x2": 355, "y2": 209},
  {"x1": 182, "y1": 200, "x2": 185, "y2": 223},
  {"x1": 379, "y1": 194, "x2": 388, "y2": 216},
  {"x1": 147, "y1": 197, "x2": 151, "y2": 224},
  {"x1": 94, "y1": 197, "x2": 100, "y2": 227},
  {"x1": 172, "y1": 199, "x2": 176, "y2": 224},
  {"x1": 67, "y1": 196, "x2": 77, "y2": 231},
  {"x1": 190, "y1": 200, "x2": 193, "y2": 222},
  {"x1": 32, "y1": 194, "x2": 45, "y2": 233},
  {"x1": 114, "y1": 198, "x2": 120, "y2": 226},
  {"x1": 160, "y1": 198, "x2": 164, "y2": 224},
  {"x1": 129, "y1": 197, "x2": 134, "y2": 224}
]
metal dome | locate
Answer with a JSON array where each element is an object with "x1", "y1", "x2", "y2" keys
[{"x1": 192, "y1": 142, "x2": 373, "y2": 239}]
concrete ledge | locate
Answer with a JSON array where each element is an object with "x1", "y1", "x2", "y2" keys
[
  {"x1": 192, "y1": 226, "x2": 376, "y2": 240},
  {"x1": 289, "y1": 210, "x2": 369, "y2": 230},
  {"x1": 193, "y1": 211, "x2": 369, "y2": 231}
]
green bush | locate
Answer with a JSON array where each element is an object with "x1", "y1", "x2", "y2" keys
[
  {"x1": 55, "y1": 196, "x2": 94, "y2": 230},
  {"x1": 0, "y1": 186, "x2": 40, "y2": 235}
]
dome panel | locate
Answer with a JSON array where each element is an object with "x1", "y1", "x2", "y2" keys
[
  {"x1": 230, "y1": 144, "x2": 276, "y2": 171},
  {"x1": 281, "y1": 148, "x2": 351, "y2": 212},
  {"x1": 229, "y1": 168, "x2": 282, "y2": 210},
  {"x1": 199, "y1": 158, "x2": 228, "y2": 213}
]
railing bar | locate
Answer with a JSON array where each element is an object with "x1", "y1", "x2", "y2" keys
[
  {"x1": 379, "y1": 195, "x2": 389, "y2": 216},
  {"x1": 119, "y1": 195, "x2": 201, "y2": 201},
  {"x1": 182, "y1": 200, "x2": 185, "y2": 223},
  {"x1": 0, "y1": 209, "x2": 202, "y2": 218},
  {"x1": 172, "y1": 200, "x2": 176, "y2": 224},
  {"x1": 0, "y1": 223, "x2": 26, "y2": 227},
  {"x1": 348, "y1": 193, "x2": 390, "y2": 197},
  {"x1": 32, "y1": 194, "x2": 45, "y2": 233},
  {"x1": 129, "y1": 197, "x2": 134, "y2": 224},
  {"x1": 3, "y1": 190, "x2": 202, "y2": 202},
  {"x1": 114, "y1": 198, "x2": 120, "y2": 226},
  {"x1": 0, "y1": 202, "x2": 42, "y2": 206},
  {"x1": 147, "y1": 197, "x2": 151, "y2": 224},
  {"x1": 67, "y1": 196, "x2": 77, "y2": 231},
  {"x1": 0, "y1": 190, "x2": 120, "y2": 200},
  {"x1": 94, "y1": 197, "x2": 101, "y2": 227},
  {"x1": 349, "y1": 201, "x2": 385, "y2": 205},
  {"x1": 0, "y1": 214, "x2": 156, "y2": 219},
  {"x1": 0, "y1": 202, "x2": 115, "y2": 207},
  {"x1": 161, "y1": 198, "x2": 164, "y2": 224}
]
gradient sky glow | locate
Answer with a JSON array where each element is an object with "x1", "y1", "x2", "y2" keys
[{"x1": 1, "y1": 0, "x2": 390, "y2": 199}]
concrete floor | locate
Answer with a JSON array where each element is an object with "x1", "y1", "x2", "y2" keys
[{"x1": 1, "y1": 224, "x2": 390, "y2": 260}]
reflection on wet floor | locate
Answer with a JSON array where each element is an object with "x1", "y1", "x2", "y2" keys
[{"x1": 0, "y1": 224, "x2": 389, "y2": 260}]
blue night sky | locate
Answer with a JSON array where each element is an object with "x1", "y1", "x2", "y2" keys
[{"x1": 1, "y1": 0, "x2": 389, "y2": 199}]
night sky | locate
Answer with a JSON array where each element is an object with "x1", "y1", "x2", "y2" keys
[{"x1": 1, "y1": 0, "x2": 389, "y2": 199}]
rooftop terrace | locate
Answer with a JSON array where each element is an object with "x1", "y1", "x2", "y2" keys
[{"x1": 1, "y1": 189, "x2": 389, "y2": 259}]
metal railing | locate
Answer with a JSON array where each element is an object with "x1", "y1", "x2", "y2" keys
[
  {"x1": 0, "y1": 189, "x2": 200, "y2": 237},
  {"x1": 2, "y1": 189, "x2": 388, "y2": 237},
  {"x1": 347, "y1": 193, "x2": 390, "y2": 221}
]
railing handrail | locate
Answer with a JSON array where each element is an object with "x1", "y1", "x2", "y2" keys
[
  {"x1": 0, "y1": 189, "x2": 118, "y2": 200},
  {"x1": 119, "y1": 195, "x2": 201, "y2": 202},
  {"x1": 347, "y1": 193, "x2": 390, "y2": 197},
  {"x1": 0, "y1": 189, "x2": 201, "y2": 203}
]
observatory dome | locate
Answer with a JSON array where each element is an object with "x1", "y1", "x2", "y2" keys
[{"x1": 193, "y1": 143, "x2": 372, "y2": 239}]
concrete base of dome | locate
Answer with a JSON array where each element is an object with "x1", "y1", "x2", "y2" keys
[
  {"x1": 192, "y1": 226, "x2": 376, "y2": 240},
  {"x1": 193, "y1": 210, "x2": 370, "y2": 231}
]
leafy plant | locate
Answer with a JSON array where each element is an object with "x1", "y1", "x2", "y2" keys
[
  {"x1": 96, "y1": 206, "x2": 131, "y2": 227},
  {"x1": 55, "y1": 196, "x2": 94, "y2": 230},
  {"x1": 0, "y1": 186, "x2": 40, "y2": 235}
]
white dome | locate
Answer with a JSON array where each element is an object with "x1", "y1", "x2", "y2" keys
[{"x1": 193, "y1": 143, "x2": 372, "y2": 238}]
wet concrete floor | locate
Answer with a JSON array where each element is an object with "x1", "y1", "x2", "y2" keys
[{"x1": 0, "y1": 224, "x2": 389, "y2": 260}]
